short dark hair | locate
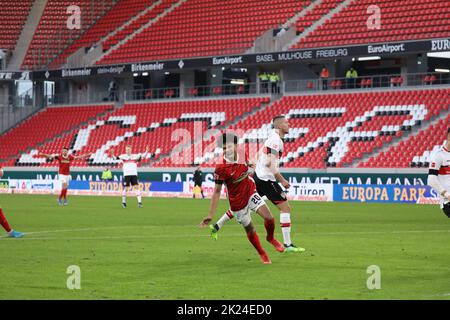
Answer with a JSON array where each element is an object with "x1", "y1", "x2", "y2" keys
[
  {"x1": 218, "y1": 133, "x2": 238, "y2": 147},
  {"x1": 448, "y1": 127, "x2": 450, "y2": 134}
]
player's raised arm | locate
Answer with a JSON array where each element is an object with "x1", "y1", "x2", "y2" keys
[
  {"x1": 138, "y1": 146, "x2": 150, "y2": 162},
  {"x1": 199, "y1": 182, "x2": 222, "y2": 228},
  {"x1": 109, "y1": 149, "x2": 119, "y2": 161}
]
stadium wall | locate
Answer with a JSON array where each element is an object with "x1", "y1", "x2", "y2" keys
[{"x1": 1, "y1": 167, "x2": 429, "y2": 185}]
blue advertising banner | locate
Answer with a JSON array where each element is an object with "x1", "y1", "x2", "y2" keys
[
  {"x1": 68, "y1": 181, "x2": 183, "y2": 193},
  {"x1": 149, "y1": 182, "x2": 183, "y2": 192},
  {"x1": 333, "y1": 184, "x2": 439, "y2": 204},
  {"x1": 68, "y1": 181, "x2": 90, "y2": 190}
]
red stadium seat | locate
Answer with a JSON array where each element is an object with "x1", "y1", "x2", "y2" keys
[
  {"x1": 291, "y1": 0, "x2": 450, "y2": 50},
  {"x1": 0, "y1": 1, "x2": 33, "y2": 50}
]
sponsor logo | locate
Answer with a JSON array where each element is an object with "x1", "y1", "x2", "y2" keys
[
  {"x1": 31, "y1": 182, "x2": 54, "y2": 190},
  {"x1": 89, "y1": 181, "x2": 152, "y2": 192},
  {"x1": 290, "y1": 184, "x2": 329, "y2": 197},
  {"x1": 334, "y1": 184, "x2": 437, "y2": 203},
  {"x1": 62, "y1": 69, "x2": 92, "y2": 77},
  {"x1": 315, "y1": 48, "x2": 348, "y2": 58},
  {"x1": 286, "y1": 183, "x2": 333, "y2": 201},
  {"x1": 97, "y1": 66, "x2": 125, "y2": 75},
  {"x1": 368, "y1": 43, "x2": 405, "y2": 54},
  {"x1": 0, "y1": 72, "x2": 13, "y2": 80},
  {"x1": 256, "y1": 54, "x2": 275, "y2": 63},
  {"x1": 431, "y1": 39, "x2": 450, "y2": 51},
  {"x1": 212, "y1": 56, "x2": 243, "y2": 65},
  {"x1": 0, "y1": 180, "x2": 9, "y2": 189},
  {"x1": 131, "y1": 63, "x2": 164, "y2": 72},
  {"x1": 20, "y1": 72, "x2": 30, "y2": 80},
  {"x1": 278, "y1": 51, "x2": 313, "y2": 61}
]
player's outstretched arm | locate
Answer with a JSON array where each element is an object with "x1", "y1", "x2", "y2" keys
[
  {"x1": 73, "y1": 153, "x2": 91, "y2": 160},
  {"x1": 37, "y1": 152, "x2": 54, "y2": 160},
  {"x1": 199, "y1": 183, "x2": 222, "y2": 228}
]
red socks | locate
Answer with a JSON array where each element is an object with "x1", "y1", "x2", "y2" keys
[
  {"x1": 246, "y1": 230, "x2": 266, "y2": 255},
  {"x1": 59, "y1": 188, "x2": 68, "y2": 200},
  {"x1": 264, "y1": 218, "x2": 275, "y2": 241},
  {"x1": 0, "y1": 208, "x2": 12, "y2": 233}
]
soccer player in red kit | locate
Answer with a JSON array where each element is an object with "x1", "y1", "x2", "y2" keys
[
  {"x1": 0, "y1": 167, "x2": 24, "y2": 238},
  {"x1": 199, "y1": 133, "x2": 285, "y2": 264},
  {"x1": 39, "y1": 147, "x2": 91, "y2": 205}
]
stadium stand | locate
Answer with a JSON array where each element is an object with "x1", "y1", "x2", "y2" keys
[
  {"x1": 156, "y1": 88, "x2": 450, "y2": 168},
  {"x1": 49, "y1": 0, "x2": 165, "y2": 68},
  {"x1": 97, "y1": 0, "x2": 310, "y2": 65},
  {"x1": 13, "y1": 97, "x2": 269, "y2": 167},
  {"x1": 2, "y1": 0, "x2": 450, "y2": 173},
  {"x1": 12, "y1": 0, "x2": 450, "y2": 68},
  {"x1": 292, "y1": 0, "x2": 450, "y2": 49},
  {"x1": 7, "y1": 88, "x2": 448, "y2": 169},
  {"x1": 21, "y1": 0, "x2": 115, "y2": 70},
  {"x1": 100, "y1": 0, "x2": 177, "y2": 53},
  {"x1": 294, "y1": 0, "x2": 345, "y2": 34},
  {"x1": 0, "y1": 0, "x2": 33, "y2": 51},
  {"x1": 361, "y1": 113, "x2": 450, "y2": 168},
  {"x1": 0, "y1": 104, "x2": 114, "y2": 165}
]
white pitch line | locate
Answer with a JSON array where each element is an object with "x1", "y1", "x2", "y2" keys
[
  {"x1": 2, "y1": 228, "x2": 450, "y2": 241},
  {"x1": 23, "y1": 226, "x2": 144, "y2": 235},
  {"x1": 12, "y1": 225, "x2": 450, "y2": 236},
  {"x1": 308, "y1": 229, "x2": 450, "y2": 236},
  {"x1": 434, "y1": 293, "x2": 450, "y2": 297}
]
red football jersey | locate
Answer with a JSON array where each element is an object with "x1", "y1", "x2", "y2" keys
[
  {"x1": 214, "y1": 155, "x2": 256, "y2": 211},
  {"x1": 55, "y1": 155, "x2": 74, "y2": 175}
]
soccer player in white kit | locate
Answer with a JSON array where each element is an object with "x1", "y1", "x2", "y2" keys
[
  {"x1": 110, "y1": 145, "x2": 149, "y2": 208},
  {"x1": 209, "y1": 115, "x2": 305, "y2": 253},
  {"x1": 428, "y1": 128, "x2": 450, "y2": 218}
]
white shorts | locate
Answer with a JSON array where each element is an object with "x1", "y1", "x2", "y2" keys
[
  {"x1": 231, "y1": 193, "x2": 266, "y2": 227},
  {"x1": 59, "y1": 174, "x2": 72, "y2": 185}
]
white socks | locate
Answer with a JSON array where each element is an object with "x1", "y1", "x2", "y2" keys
[
  {"x1": 122, "y1": 187, "x2": 142, "y2": 205},
  {"x1": 122, "y1": 188, "x2": 127, "y2": 204},
  {"x1": 137, "y1": 189, "x2": 142, "y2": 203},
  {"x1": 280, "y1": 212, "x2": 292, "y2": 246},
  {"x1": 215, "y1": 210, "x2": 234, "y2": 230}
]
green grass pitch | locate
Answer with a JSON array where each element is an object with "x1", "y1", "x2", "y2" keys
[{"x1": 0, "y1": 194, "x2": 449, "y2": 300}]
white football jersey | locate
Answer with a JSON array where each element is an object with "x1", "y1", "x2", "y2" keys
[
  {"x1": 255, "y1": 130, "x2": 284, "y2": 181},
  {"x1": 429, "y1": 145, "x2": 450, "y2": 204},
  {"x1": 117, "y1": 154, "x2": 141, "y2": 177}
]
